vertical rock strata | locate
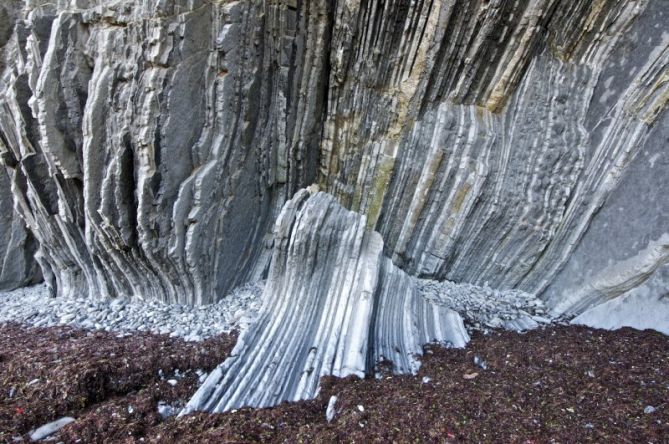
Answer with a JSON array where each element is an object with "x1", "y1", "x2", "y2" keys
[
  {"x1": 0, "y1": 169, "x2": 41, "y2": 290},
  {"x1": 0, "y1": 0, "x2": 331, "y2": 303},
  {"x1": 0, "y1": 0, "x2": 41, "y2": 289},
  {"x1": 320, "y1": 0, "x2": 669, "y2": 302},
  {"x1": 183, "y1": 190, "x2": 468, "y2": 413},
  {"x1": 0, "y1": 0, "x2": 667, "y2": 413},
  {"x1": 0, "y1": 0, "x2": 667, "y2": 310}
]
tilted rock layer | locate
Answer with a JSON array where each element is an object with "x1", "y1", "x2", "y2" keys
[
  {"x1": 1, "y1": 0, "x2": 330, "y2": 303},
  {"x1": 0, "y1": 0, "x2": 667, "y2": 320},
  {"x1": 183, "y1": 190, "x2": 469, "y2": 413}
]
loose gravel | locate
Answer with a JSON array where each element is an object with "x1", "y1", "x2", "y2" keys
[
  {"x1": 418, "y1": 279, "x2": 553, "y2": 332},
  {"x1": 0, "y1": 277, "x2": 555, "y2": 341},
  {"x1": 0, "y1": 282, "x2": 263, "y2": 341}
]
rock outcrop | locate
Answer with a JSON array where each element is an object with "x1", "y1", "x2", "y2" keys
[
  {"x1": 182, "y1": 190, "x2": 468, "y2": 413},
  {"x1": 320, "y1": 0, "x2": 669, "y2": 306},
  {"x1": 0, "y1": 0, "x2": 668, "y2": 411},
  {"x1": 0, "y1": 0, "x2": 330, "y2": 303},
  {"x1": 0, "y1": 169, "x2": 41, "y2": 290},
  {"x1": 0, "y1": 0, "x2": 41, "y2": 290},
  {"x1": 1, "y1": 0, "x2": 666, "y2": 311}
]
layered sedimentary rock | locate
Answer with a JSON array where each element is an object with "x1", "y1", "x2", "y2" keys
[
  {"x1": 0, "y1": 170, "x2": 41, "y2": 290},
  {"x1": 1, "y1": 0, "x2": 667, "y2": 414},
  {"x1": 0, "y1": 0, "x2": 330, "y2": 303},
  {"x1": 319, "y1": 0, "x2": 669, "y2": 305},
  {"x1": 0, "y1": 1, "x2": 41, "y2": 290},
  {"x1": 183, "y1": 190, "x2": 468, "y2": 413},
  {"x1": 1, "y1": 0, "x2": 666, "y2": 313}
]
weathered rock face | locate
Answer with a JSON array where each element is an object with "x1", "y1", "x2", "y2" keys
[
  {"x1": 0, "y1": 0, "x2": 330, "y2": 303},
  {"x1": 0, "y1": 169, "x2": 41, "y2": 290},
  {"x1": 320, "y1": 0, "x2": 669, "y2": 307},
  {"x1": 0, "y1": 0, "x2": 41, "y2": 290},
  {"x1": 0, "y1": 1, "x2": 667, "y2": 317},
  {"x1": 182, "y1": 190, "x2": 468, "y2": 413}
]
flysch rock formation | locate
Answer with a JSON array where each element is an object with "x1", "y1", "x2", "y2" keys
[
  {"x1": 0, "y1": 169, "x2": 41, "y2": 290},
  {"x1": 0, "y1": 0, "x2": 330, "y2": 303},
  {"x1": 0, "y1": 0, "x2": 668, "y2": 413},
  {"x1": 320, "y1": 0, "x2": 669, "y2": 308},
  {"x1": 0, "y1": 0, "x2": 41, "y2": 290},
  {"x1": 182, "y1": 190, "x2": 469, "y2": 413}
]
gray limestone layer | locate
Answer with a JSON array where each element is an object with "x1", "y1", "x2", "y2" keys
[
  {"x1": 0, "y1": 0, "x2": 668, "y2": 413},
  {"x1": 0, "y1": 0, "x2": 41, "y2": 290},
  {"x1": 182, "y1": 190, "x2": 469, "y2": 413},
  {"x1": 319, "y1": 0, "x2": 669, "y2": 311},
  {"x1": 0, "y1": 0, "x2": 666, "y2": 316},
  {"x1": 0, "y1": 0, "x2": 330, "y2": 303},
  {"x1": 0, "y1": 169, "x2": 41, "y2": 290}
]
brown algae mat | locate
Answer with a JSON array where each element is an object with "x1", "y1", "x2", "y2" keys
[{"x1": 0, "y1": 323, "x2": 666, "y2": 443}]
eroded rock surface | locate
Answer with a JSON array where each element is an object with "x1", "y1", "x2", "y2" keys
[
  {"x1": 182, "y1": 190, "x2": 468, "y2": 413},
  {"x1": 319, "y1": 0, "x2": 669, "y2": 308},
  {"x1": 0, "y1": 1, "x2": 41, "y2": 290},
  {"x1": 0, "y1": 0, "x2": 330, "y2": 303},
  {"x1": 1, "y1": 0, "x2": 667, "y2": 312},
  {"x1": 0, "y1": 0, "x2": 668, "y2": 412},
  {"x1": 0, "y1": 169, "x2": 41, "y2": 290}
]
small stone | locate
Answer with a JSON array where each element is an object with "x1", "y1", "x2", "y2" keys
[
  {"x1": 644, "y1": 406, "x2": 656, "y2": 414},
  {"x1": 29, "y1": 417, "x2": 75, "y2": 441},
  {"x1": 59, "y1": 313, "x2": 76, "y2": 323},
  {"x1": 326, "y1": 396, "x2": 337, "y2": 423},
  {"x1": 422, "y1": 376, "x2": 432, "y2": 384},
  {"x1": 157, "y1": 402, "x2": 178, "y2": 418},
  {"x1": 473, "y1": 356, "x2": 488, "y2": 370},
  {"x1": 357, "y1": 405, "x2": 364, "y2": 412},
  {"x1": 196, "y1": 370, "x2": 208, "y2": 384}
]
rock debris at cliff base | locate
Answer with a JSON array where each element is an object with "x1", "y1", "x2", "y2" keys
[
  {"x1": 0, "y1": 259, "x2": 550, "y2": 344},
  {"x1": 1, "y1": 324, "x2": 666, "y2": 442},
  {"x1": 0, "y1": 0, "x2": 666, "y2": 314},
  {"x1": 0, "y1": 282, "x2": 263, "y2": 341}
]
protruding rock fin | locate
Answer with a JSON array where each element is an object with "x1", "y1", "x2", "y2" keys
[{"x1": 182, "y1": 190, "x2": 469, "y2": 414}]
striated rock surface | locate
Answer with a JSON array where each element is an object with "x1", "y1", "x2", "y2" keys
[
  {"x1": 0, "y1": 0, "x2": 330, "y2": 303},
  {"x1": 319, "y1": 0, "x2": 669, "y2": 305},
  {"x1": 0, "y1": 0, "x2": 41, "y2": 290},
  {"x1": 182, "y1": 190, "x2": 468, "y2": 413},
  {"x1": 0, "y1": 169, "x2": 41, "y2": 290},
  {"x1": 0, "y1": 0, "x2": 666, "y2": 315},
  {"x1": 0, "y1": 0, "x2": 667, "y2": 414}
]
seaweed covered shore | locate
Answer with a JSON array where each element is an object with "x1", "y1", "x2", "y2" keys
[{"x1": 0, "y1": 323, "x2": 666, "y2": 443}]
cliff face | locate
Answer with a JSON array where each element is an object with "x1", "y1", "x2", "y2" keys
[
  {"x1": 0, "y1": 0, "x2": 41, "y2": 290},
  {"x1": 0, "y1": 0, "x2": 331, "y2": 303},
  {"x1": 320, "y1": 0, "x2": 669, "y2": 314},
  {"x1": 0, "y1": 0, "x2": 667, "y2": 320}
]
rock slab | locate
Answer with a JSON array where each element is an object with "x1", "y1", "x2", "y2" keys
[{"x1": 183, "y1": 190, "x2": 469, "y2": 413}]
